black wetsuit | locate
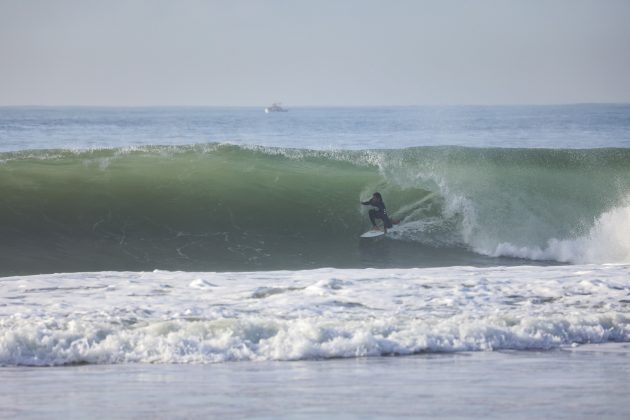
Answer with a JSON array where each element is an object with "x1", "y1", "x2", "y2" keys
[{"x1": 362, "y1": 198, "x2": 393, "y2": 229}]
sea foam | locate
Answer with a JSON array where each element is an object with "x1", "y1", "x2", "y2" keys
[
  {"x1": 1, "y1": 265, "x2": 629, "y2": 366},
  {"x1": 490, "y1": 203, "x2": 630, "y2": 263}
]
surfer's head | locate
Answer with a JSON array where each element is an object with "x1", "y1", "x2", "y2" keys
[{"x1": 373, "y1": 192, "x2": 382, "y2": 201}]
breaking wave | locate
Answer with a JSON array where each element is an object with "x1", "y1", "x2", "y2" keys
[{"x1": 1, "y1": 144, "x2": 629, "y2": 274}]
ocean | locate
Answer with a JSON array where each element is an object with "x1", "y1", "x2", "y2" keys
[{"x1": 1, "y1": 105, "x2": 630, "y2": 418}]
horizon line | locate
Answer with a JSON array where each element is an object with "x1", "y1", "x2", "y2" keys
[{"x1": 1, "y1": 101, "x2": 629, "y2": 109}]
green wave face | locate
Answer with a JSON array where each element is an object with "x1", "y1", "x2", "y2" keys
[{"x1": 1, "y1": 145, "x2": 629, "y2": 274}]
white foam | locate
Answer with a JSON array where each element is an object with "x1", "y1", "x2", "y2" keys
[
  {"x1": 189, "y1": 278, "x2": 218, "y2": 289},
  {"x1": 1, "y1": 265, "x2": 629, "y2": 366},
  {"x1": 489, "y1": 204, "x2": 630, "y2": 264}
]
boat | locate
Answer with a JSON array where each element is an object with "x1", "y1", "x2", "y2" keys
[{"x1": 265, "y1": 102, "x2": 288, "y2": 113}]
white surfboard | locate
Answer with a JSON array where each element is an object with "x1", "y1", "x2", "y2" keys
[
  {"x1": 360, "y1": 225, "x2": 400, "y2": 238},
  {"x1": 360, "y1": 229, "x2": 386, "y2": 238}
]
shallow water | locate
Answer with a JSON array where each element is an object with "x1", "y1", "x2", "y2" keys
[{"x1": 2, "y1": 344, "x2": 629, "y2": 419}]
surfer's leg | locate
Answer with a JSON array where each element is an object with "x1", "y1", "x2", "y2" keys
[{"x1": 368, "y1": 209, "x2": 379, "y2": 229}]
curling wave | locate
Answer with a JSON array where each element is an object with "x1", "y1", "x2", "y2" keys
[{"x1": 1, "y1": 144, "x2": 629, "y2": 274}]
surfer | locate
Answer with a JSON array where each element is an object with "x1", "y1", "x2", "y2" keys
[{"x1": 361, "y1": 192, "x2": 395, "y2": 233}]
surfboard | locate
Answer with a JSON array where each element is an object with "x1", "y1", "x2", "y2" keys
[
  {"x1": 360, "y1": 229, "x2": 386, "y2": 238},
  {"x1": 360, "y1": 225, "x2": 401, "y2": 238}
]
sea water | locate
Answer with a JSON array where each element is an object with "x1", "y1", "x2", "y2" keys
[{"x1": 1, "y1": 105, "x2": 630, "y2": 418}]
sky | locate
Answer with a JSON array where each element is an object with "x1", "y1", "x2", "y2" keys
[{"x1": 1, "y1": 0, "x2": 629, "y2": 106}]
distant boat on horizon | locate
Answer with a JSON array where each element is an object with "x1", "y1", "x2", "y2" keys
[{"x1": 265, "y1": 102, "x2": 288, "y2": 113}]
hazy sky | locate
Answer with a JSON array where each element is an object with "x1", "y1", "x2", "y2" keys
[{"x1": 1, "y1": 0, "x2": 629, "y2": 106}]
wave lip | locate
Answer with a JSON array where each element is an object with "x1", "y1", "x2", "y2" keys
[{"x1": 2, "y1": 265, "x2": 629, "y2": 366}]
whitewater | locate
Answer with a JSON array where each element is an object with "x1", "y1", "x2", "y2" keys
[
  {"x1": 2, "y1": 265, "x2": 629, "y2": 366},
  {"x1": 1, "y1": 105, "x2": 630, "y2": 418}
]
